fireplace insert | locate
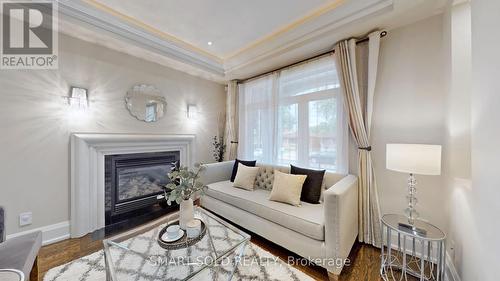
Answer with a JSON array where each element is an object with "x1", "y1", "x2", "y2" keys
[{"x1": 105, "y1": 151, "x2": 180, "y2": 229}]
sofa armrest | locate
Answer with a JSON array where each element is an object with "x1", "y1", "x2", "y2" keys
[
  {"x1": 0, "y1": 231, "x2": 42, "y2": 279},
  {"x1": 323, "y1": 174, "x2": 358, "y2": 274},
  {"x1": 200, "y1": 161, "x2": 234, "y2": 185}
]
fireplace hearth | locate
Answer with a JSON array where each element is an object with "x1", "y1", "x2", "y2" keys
[{"x1": 104, "y1": 151, "x2": 180, "y2": 231}]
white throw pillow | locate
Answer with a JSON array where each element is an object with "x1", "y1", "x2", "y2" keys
[
  {"x1": 233, "y1": 163, "x2": 260, "y2": 191},
  {"x1": 269, "y1": 170, "x2": 307, "y2": 206}
]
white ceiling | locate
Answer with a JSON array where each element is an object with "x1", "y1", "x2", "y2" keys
[
  {"x1": 57, "y1": 0, "x2": 447, "y2": 83},
  {"x1": 92, "y1": 0, "x2": 336, "y2": 58}
]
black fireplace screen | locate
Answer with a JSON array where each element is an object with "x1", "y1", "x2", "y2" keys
[
  {"x1": 105, "y1": 151, "x2": 180, "y2": 222},
  {"x1": 117, "y1": 164, "x2": 168, "y2": 201}
]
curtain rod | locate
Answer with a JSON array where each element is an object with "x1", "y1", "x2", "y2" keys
[{"x1": 239, "y1": 30, "x2": 387, "y2": 83}]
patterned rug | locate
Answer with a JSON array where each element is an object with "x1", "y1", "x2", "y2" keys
[
  {"x1": 43, "y1": 222, "x2": 315, "y2": 281},
  {"x1": 43, "y1": 244, "x2": 314, "y2": 281}
]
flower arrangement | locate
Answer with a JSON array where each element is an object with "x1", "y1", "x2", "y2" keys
[{"x1": 163, "y1": 163, "x2": 207, "y2": 205}]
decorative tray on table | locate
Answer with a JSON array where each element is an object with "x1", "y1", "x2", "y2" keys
[{"x1": 157, "y1": 219, "x2": 207, "y2": 250}]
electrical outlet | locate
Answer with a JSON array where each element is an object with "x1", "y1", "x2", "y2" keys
[
  {"x1": 449, "y1": 239, "x2": 456, "y2": 261},
  {"x1": 19, "y1": 212, "x2": 32, "y2": 226}
]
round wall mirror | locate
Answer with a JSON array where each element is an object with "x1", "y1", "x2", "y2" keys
[{"x1": 125, "y1": 84, "x2": 167, "y2": 122}]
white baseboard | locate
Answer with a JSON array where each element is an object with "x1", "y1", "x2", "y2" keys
[
  {"x1": 445, "y1": 252, "x2": 461, "y2": 281},
  {"x1": 6, "y1": 221, "x2": 70, "y2": 246}
]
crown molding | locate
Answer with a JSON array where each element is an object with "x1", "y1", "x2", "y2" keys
[
  {"x1": 57, "y1": 0, "x2": 225, "y2": 76},
  {"x1": 83, "y1": 0, "x2": 222, "y2": 62},
  {"x1": 224, "y1": 0, "x2": 393, "y2": 76},
  {"x1": 56, "y1": 0, "x2": 394, "y2": 82},
  {"x1": 221, "y1": 0, "x2": 347, "y2": 59}
]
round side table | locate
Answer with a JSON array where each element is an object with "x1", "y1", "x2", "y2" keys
[{"x1": 380, "y1": 214, "x2": 446, "y2": 281}]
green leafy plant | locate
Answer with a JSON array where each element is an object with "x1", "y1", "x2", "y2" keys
[
  {"x1": 163, "y1": 163, "x2": 207, "y2": 205},
  {"x1": 212, "y1": 136, "x2": 226, "y2": 162}
]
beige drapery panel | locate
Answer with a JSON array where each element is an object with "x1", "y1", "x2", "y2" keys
[
  {"x1": 334, "y1": 31, "x2": 382, "y2": 247},
  {"x1": 224, "y1": 80, "x2": 238, "y2": 161}
]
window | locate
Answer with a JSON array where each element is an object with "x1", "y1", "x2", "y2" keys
[
  {"x1": 308, "y1": 98, "x2": 337, "y2": 170},
  {"x1": 277, "y1": 103, "x2": 298, "y2": 165},
  {"x1": 145, "y1": 102, "x2": 157, "y2": 122},
  {"x1": 238, "y1": 55, "x2": 348, "y2": 172}
]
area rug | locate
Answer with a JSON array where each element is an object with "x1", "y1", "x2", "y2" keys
[{"x1": 43, "y1": 239, "x2": 314, "y2": 281}]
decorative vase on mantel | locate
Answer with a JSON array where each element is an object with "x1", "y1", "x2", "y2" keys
[{"x1": 179, "y1": 198, "x2": 194, "y2": 229}]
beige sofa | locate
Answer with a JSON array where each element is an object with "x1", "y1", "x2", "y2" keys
[{"x1": 200, "y1": 161, "x2": 358, "y2": 278}]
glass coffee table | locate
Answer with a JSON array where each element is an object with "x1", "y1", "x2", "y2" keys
[{"x1": 103, "y1": 207, "x2": 250, "y2": 281}]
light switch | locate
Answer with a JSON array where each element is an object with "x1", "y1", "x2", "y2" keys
[{"x1": 19, "y1": 212, "x2": 32, "y2": 226}]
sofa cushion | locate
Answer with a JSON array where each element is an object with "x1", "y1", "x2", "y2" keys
[
  {"x1": 254, "y1": 164, "x2": 289, "y2": 191},
  {"x1": 268, "y1": 170, "x2": 307, "y2": 206},
  {"x1": 230, "y1": 159, "x2": 257, "y2": 182},
  {"x1": 205, "y1": 180, "x2": 325, "y2": 240},
  {"x1": 291, "y1": 165, "x2": 325, "y2": 204},
  {"x1": 233, "y1": 163, "x2": 260, "y2": 190},
  {"x1": 253, "y1": 164, "x2": 345, "y2": 198}
]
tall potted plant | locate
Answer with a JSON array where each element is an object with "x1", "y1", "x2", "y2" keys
[
  {"x1": 212, "y1": 136, "x2": 226, "y2": 162},
  {"x1": 163, "y1": 163, "x2": 207, "y2": 229}
]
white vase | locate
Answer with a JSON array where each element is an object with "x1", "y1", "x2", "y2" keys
[{"x1": 179, "y1": 198, "x2": 194, "y2": 230}]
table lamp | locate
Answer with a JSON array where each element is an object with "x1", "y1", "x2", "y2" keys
[{"x1": 386, "y1": 143, "x2": 442, "y2": 235}]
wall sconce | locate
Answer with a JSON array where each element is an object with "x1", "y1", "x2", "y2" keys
[
  {"x1": 187, "y1": 104, "x2": 198, "y2": 119},
  {"x1": 68, "y1": 87, "x2": 88, "y2": 110}
]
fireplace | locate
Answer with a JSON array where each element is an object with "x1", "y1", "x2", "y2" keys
[
  {"x1": 70, "y1": 133, "x2": 195, "y2": 238},
  {"x1": 104, "y1": 151, "x2": 180, "y2": 229}
]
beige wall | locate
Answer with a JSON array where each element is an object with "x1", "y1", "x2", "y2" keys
[
  {"x1": 0, "y1": 34, "x2": 226, "y2": 236},
  {"x1": 442, "y1": 2, "x2": 472, "y2": 279},
  {"x1": 371, "y1": 15, "x2": 447, "y2": 229},
  {"x1": 395, "y1": 2, "x2": 500, "y2": 280},
  {"x1": 446, "y1": 0, "x2": 500, "y2": 280}
]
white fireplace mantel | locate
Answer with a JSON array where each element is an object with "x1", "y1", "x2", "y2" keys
[{"x1": 70, "y1": 133, "x2": 195, "y2": 238}]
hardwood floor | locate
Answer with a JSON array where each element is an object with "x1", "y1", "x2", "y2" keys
[
  {"x1": 38, "y1": 203, "x2": 397, "y2": 281},
  {"x1": 39, "y1": 233, "x2": 385, "y2": 281},
  {"x1": 251, "y1": 235, "x2": 383, "y2": 281},
  {"x1": 39, "y1": 234, "x2": 103, "y2": 278}
]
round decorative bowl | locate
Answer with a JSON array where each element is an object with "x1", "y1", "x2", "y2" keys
[{"x1": 157, "y1": 219, "x2": 207, "y2": 250}]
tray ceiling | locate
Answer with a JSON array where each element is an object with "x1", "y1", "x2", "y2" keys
[
  {"x1": 57, "y1": 0, "x2": 447, "y2": 83},
  {"x1": 89, "y1": 0, "x2": 337, "y2": 58}
]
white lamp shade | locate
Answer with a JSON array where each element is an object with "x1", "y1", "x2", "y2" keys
[{"x1": 386, "y1": 144, "x2": 442, "y2": 175}]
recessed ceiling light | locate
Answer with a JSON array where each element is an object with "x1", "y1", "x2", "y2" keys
[{"x1": 207, "y1": 41, "x2": 213, "y2": 46}]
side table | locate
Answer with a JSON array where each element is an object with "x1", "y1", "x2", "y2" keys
[{"x1": 380, "y1": 214, "x2": 446, "y2": 281}]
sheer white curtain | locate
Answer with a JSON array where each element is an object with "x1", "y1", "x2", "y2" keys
[
  {"x1": 238, "y1": 55, "x2": 348, "y2": 172},
  {"x1": 238, "y1": 73, "x2": 279, "y2": 164}
]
